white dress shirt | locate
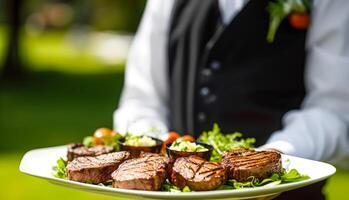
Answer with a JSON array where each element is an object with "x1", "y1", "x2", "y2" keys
[{"x1": 114, "y1": 0, "x2": 349, "y2": 168}]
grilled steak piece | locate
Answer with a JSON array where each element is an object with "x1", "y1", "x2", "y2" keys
[
  {"x1": 112, "y1": 154, "x2": 170, "y2": 191},
  {"x1": 170, "y1": 156, "x2": 227, "y2": 191},
  {"x1": 66, "y1": 151, "x2": 130, "y2": 184},
  {"x1": 221, "y1": 148, "x2": 282, "y2": 182},
  {"x1": 139, "y1": 152, "x2": 167, "y2": 159},
  {"x1": 67, "y1": 143, "x2": 114, "y2": 161}
]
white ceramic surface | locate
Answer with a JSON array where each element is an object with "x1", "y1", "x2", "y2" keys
[{"x1": 19, "y1": 146, "x2": 336, "y2": 200}]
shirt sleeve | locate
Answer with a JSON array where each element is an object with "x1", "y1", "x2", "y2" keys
[
  {"x1": 262, "y1": 0, "x2": 349, "y2": 168},
  {"x1": 113, "y1": 0, "x2": 174, "y2": 139}
]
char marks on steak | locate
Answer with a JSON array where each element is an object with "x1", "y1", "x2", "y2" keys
[
  {"x1": 170, "y1": 156, "x2": 227, "y2": 191},
  {"x1": 66, "y1": 151, "x2": 130, "y2": 184},
  {"x1": 222, "y1": 148, "x2": 282, "y2": 182},
  {"x1": 67, "y1": 143, "x2": 114, "y2": 161},
  {"x1": 112, "y1": 153, "x2": 170, "y2": 191}
]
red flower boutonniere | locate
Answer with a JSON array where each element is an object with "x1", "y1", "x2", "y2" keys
[{"x1": 267, "y1": 0, "x2": 311, "y2": 43}]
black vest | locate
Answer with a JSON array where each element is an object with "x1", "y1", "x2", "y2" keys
[{"x1": 168, "y1": 0, "x2": 307, "y2": 145}]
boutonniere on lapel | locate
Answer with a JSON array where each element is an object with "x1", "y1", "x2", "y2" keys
[{"x1": 267, "y1": 0, "x2": 310, "y2": 43}]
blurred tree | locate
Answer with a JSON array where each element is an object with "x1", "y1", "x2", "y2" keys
[
  {"x1": 89, "y1": 0, "x2": 145, "y2": 32},
  {"x1": 1, "y1": 0, "x2": 23, "y2": 79},
  {"x1": 0, "y1": 0, "x2": 146, "y2": 79}
]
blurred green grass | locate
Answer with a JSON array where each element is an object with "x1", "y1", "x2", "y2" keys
[
  {"x1": 0, "y1": 71, "x2": 124, "y2": 151},
  {"x1": 0, "y1": 26, "x2": 7, "y2": 63},
  {"x1": 0, "y1": 153, "x2": 127, "y2": 200},
  {"x1": 0, "y1": 71, "x2": 128, "y2": 200},
  {"x1": 21, "y1": 31, "x2": 125, "y2": 73},
  {"x1": 1, "y1": 26, "x2": 130, "y2": 199},
  {"x1": 0, "y1": 29, "x2": 348, "y2": 200}
]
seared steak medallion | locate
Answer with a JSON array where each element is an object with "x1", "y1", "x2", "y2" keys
[
  {"x1": 67, "y1": 143, "x2": 114, "y2": 161},
  {"x1": 112, "y1": 154, "x2": 170, "y2": 191},
  {"x1": 139, "y1": 152, "x2": 168, "y2": 159},
  {"x1": 222, "y1": 148, "x2": 282, "y2": 182},
  {"x1": 66, "y1": 151, "x2": 130, "y2": 184},
  {"x1": 170, "y1": 156, "x2": 227, "y2": 191}
]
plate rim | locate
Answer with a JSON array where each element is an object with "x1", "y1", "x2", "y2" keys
[{"x1": 19, "y1": 145, "x2": 337, "y2": 199}]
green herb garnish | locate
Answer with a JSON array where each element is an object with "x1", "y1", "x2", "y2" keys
[
  {"x1": 173, "y1": 141, "x2": 180, "y2": 147},
  {"x1": 169, "y1": 140, "x2": 208, "y2": 152},
  {"x1": 124, "y1": 134, "x2": 156, "y2": 147},
  {"x1": 52, "y1": 157, "x2": 67, "y2": 179}
]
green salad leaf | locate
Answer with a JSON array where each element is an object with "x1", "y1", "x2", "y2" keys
[
  {"x1": 82, "y1": 134, "x2": 122, "y2": 151},
  {"x1": 161, "y1": 168, "x2": 309, "y2": 192},
  {"x1": 198, "y1": 123, "x2": 255, "y2": 161},
  {"x1": 103, "y1": 134, "x2": 122, "y2": 151},
  {"x1": 83, "y1": 136, "x2": 94, "y2": 147},
  {"x1": 182, "y1": 186, "x2": 192, "y2": 192},
  {"x1": 281, "y1": 169, "x2": 310, "y2": 182},
  {"x1": 52, "y1": 157, "x2": 67, "y2": 179},
  {"x1": 162, "y1": 180, "x2": 192, "y2": 192},
  {"x1": 98, "y1": 181, "x2": 113, "y2": 188},
  {"x1": 218, "y1": 168, "x2": 309, "y2": 190}
]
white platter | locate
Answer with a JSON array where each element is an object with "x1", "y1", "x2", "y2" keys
[{"x1": 19, "y1": 146, "x2": 336, "y2": 200}]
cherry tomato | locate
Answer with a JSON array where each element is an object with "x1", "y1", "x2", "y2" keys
[
  {"x1": 162, "y1": 131, "x2": 181, "y2": 151},
  {"x1": 93, "y1": 128, "x2": 116, "y2": 145},
  {"x1": 289, "y1": 13, "x2": 310, "y2": 30},
  {"x1": 179, "y1": 135, "x2": 195, "y2": 142},
  {"x1": 164, "y1": 131, "x2": 181, "y2": 144}
]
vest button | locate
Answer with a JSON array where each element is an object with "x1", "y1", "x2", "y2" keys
[
  {"x1": 197, "y1": 112, "x2": 207, "y2": 123},
  {"x1": 200, "y1": 87, "x2": 217, "y2": 104},
  {"x1": 210, "y1": 60, "x2": 221, "y2": 70},
  {"x1": 200, "y1": 87, "x2": 210, "y2": 97},
  {"x1": 200, "y1": 69, "x2": 212, "y2": 83}
]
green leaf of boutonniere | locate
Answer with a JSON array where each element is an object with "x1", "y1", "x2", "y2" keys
[{"x1": 267, "y1": 0, "x2": 310, "y2": 43}]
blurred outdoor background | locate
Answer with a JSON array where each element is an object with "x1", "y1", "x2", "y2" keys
[{"x1": 0, "y1": 0, "x2": 347, "y2": 199}]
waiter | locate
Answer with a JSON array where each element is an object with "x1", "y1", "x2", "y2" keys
[{"x1": 114, "y1": 0, "x2": 349, "y2": 199}]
